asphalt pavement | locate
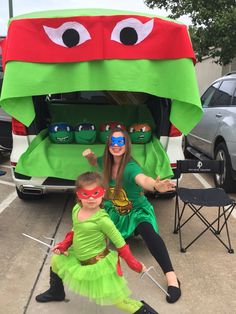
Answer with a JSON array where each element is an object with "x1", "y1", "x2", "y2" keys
[{"x1": 0, "y1": 156, "x2": 236, "y2": 314}]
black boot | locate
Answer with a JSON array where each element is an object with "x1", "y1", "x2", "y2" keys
[
  {"x1": 134, "y1": 301, "x2": 158, "y2": 314},
  {"x1": 35, "y1": 267, "x2": 65, "y2": 302}
]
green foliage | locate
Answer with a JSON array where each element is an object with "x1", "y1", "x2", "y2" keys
[{"x1": 145, "y1": 0, "x2": 236, "y2": 65}]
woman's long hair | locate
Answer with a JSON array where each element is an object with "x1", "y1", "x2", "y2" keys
[{"x1": 103, "y1": 129, "x2": 132, "y2": 198}]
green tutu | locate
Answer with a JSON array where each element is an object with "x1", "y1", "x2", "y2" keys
[
  {"x1": 104, "y1": 198, "x2": 159, "y2": 239},
  {"x1": 51, "y1": 248, "x2": 131, "y2": 305}
]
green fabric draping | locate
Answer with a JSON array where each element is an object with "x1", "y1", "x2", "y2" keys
[
  {"x1": 15, "y1": 129, "x2": 173, "y2": 180},
  {"x1": 10, "y1": 8, "x2": 173, "y2": 20},
  {"x1": 0, "y1": 58, "x2": 202, "y2": 135}
]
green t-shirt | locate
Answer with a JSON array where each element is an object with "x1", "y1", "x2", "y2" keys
[
  {"x1": 97, "y1": 156, "x2": 159, "y2": 237},
  {"x1": 98, "y1": 157, "x2": 148, "y2": 205}
]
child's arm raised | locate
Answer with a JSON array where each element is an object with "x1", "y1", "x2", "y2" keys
[{"x1": 82, "y1": 149, "x2": 98, "y2": 167}]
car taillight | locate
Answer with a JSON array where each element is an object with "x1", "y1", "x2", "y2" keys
[
  {"x1": 12, "y1": 118, "x2": 27, "y2": 135},
  {"x1": 170, "y1": 162, "x2": 177, "y2": 168},
  {"x1": 169, "y1": 124, "x2": 182, "y2": 137}
]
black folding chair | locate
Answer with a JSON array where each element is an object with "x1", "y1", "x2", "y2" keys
[{"x1": 174, "y1": 159, "x2": 235, "y2": 253}]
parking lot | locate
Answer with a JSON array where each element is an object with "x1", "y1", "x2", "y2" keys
[{"x1": 0, "y1": 155, "x2": 236, "y2": 314}]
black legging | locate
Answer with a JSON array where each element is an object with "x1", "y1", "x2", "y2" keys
[{"x1": 135, "y1": 221, "x2": 174, "y2": 274}]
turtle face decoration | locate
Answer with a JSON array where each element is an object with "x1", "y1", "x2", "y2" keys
[
  {"x1": 49, "y1": 122, "x2": 74, "y2": 144},
  {"x1": 128, "y1": 123, "x2": 152, "y2": 144},
  {"x1": 74, "y1": 122, "x2": 96, "y2": 144},
  {"x1": 99, "y1": 121, "x2": 126, "y2": 144}
]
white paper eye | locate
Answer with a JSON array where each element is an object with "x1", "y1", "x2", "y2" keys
[
  {"x1": 129, "y1": 127, "x2": 134, "y2": 133},
  {"x1": 54, "y1": 126, "x2": 59, "y2": 132},
  {"x1": 43, "y1": 22, "x2": 91, "y2": 48},
  {"x1": 111, "y1": 18, "x2": 154, "y2": 45},
  {"x1": 66, "y1": 126, "x2": 71, "y2": 131},
  {"x1": 141, "y1": 127, "x2": 146, "y2": 132}
]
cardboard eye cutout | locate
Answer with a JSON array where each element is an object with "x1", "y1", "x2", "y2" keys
[
  {"x1": 49, "y1": 122, "x2": 74, "y2": 144},
  {"x1": 99, "y1": 121, "x2": 126, "y2": 143},
  {"x1": 74, "y1": 122, "x2": 96, "y2": 144},
  {"x1": 43, "y1": 21, "x2": 91, "y2": 48},
  {"x1": 128, "y1": 123, "x2": 152, "y2": 143}
]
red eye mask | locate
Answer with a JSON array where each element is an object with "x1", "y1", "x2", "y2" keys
[{"x1": 76, "y1": 186, "x2": 105, "y2": 199}]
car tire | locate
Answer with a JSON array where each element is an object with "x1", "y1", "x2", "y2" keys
[
  {"x1": 16, "y1": 186, "x2": 44, "y2": 200},
  {"x1": 214, "y1": 142, "x2": 236, "y2": 193},
  {"x1": 182, "y1": 136, "x2": 193, "y2": 159}
]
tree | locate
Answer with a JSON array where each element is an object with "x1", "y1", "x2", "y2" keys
[{"x1": 145, "y1": 0, "x2": 236, "y2": 65}]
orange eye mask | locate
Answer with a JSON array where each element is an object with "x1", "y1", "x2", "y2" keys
[{"x1": 76, "y1": 186, "x2": 105, "y2": 199}]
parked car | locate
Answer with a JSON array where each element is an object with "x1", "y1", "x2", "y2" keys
[
  {"x1": 9, "y1": 91, "x2": 183, "y2": 199},
  {"x1": 183, "y1": 72, "x2": 236, "y2": 192},
  {"x1": 0, "y1": 9, "x2": 202, "y2": 200},
  {"x1": 0, "y1": 55, "x2": 12, "y2": 155}
]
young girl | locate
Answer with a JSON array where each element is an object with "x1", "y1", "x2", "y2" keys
[
  {"x1": 36, "y1": 171, "x2": 158, "y2": 314},
  {"x1": 82, "y1": 129, "x2": 181, "y2": 304}
]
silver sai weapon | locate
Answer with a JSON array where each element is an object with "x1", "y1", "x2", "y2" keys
[
  {"x1": 141, "y1": 266, "x2": 170, "y2": 297},
  {"x1": 22, "y1": 233, "x2": 55, "y2": 253}
]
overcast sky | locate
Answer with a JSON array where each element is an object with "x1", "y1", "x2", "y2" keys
[{"x1": 0, "y1": 0, "x2": 191, "y2": 36}]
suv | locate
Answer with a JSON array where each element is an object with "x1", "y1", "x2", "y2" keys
[
  {"x1": 184, "y1": 72, "x2": 236, "y2": 192},
  {"x1": 11, "y1": 91, "x2": 183, "y2": 200},
  {"x1": 1, "y1": 9, "x2": 202, "y2": 200}
]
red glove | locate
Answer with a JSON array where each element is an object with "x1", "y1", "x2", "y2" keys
[
  {"x1": 53, "y1": 230, "x2": 74, "y2": 253},
  {"x1": 116, "y1": 244, "x2": 143, "y2": 276}
]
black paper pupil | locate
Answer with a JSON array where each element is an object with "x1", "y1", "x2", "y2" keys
[
  {"x1": 120, "y1": 27, "x2": 138, "y2": 45},
  {"x1": 62, "y1": 29, "x2": 80, "y2": 47}
]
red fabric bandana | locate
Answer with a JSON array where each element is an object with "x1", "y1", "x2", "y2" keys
[
  {"x1": 76, "y1": 186, "x2": 105, "y2": 199},
  {"x1": 3, "y1": 15, "x2": 195, "y2": 66}
]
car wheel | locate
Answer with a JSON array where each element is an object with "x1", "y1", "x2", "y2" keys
[
  {"x1": 214, "y1": 142, "x2": 236, "y2": 192},
  {"x1": 182, "y1": 136, "x2": 193, "y2": 159},
  {"x1": 16, "y1": 186, "x2": 44, "y2": 200}
]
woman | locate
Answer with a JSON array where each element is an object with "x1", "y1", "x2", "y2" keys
[{"x1": 82, "y1": 129, "x2": 181, "y2": 303}]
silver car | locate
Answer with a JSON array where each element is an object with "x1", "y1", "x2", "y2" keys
[{"x1": 183, "y1": 72, "x2": 236, "y2": 192}]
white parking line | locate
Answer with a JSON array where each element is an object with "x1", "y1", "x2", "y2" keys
[
  {"x1": 0, "y1": 191, "x2": 17, "y2": 214},
  {"x1": 0, "y1": 165, "x2": 11, "y2": 169},
  {"x1": 0, "y1": 179, "x2": 15, "y2": 187},
  {"x1": 193, "y1": 173, "x2": 212, "y2": 189},
  {"x1": 193, "y1": 173, "x2": 236, "y2": 219}
]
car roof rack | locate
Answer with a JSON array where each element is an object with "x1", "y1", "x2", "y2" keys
[{"x1": 224, "y1": 71, "x2": 236, "y2": 76}]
